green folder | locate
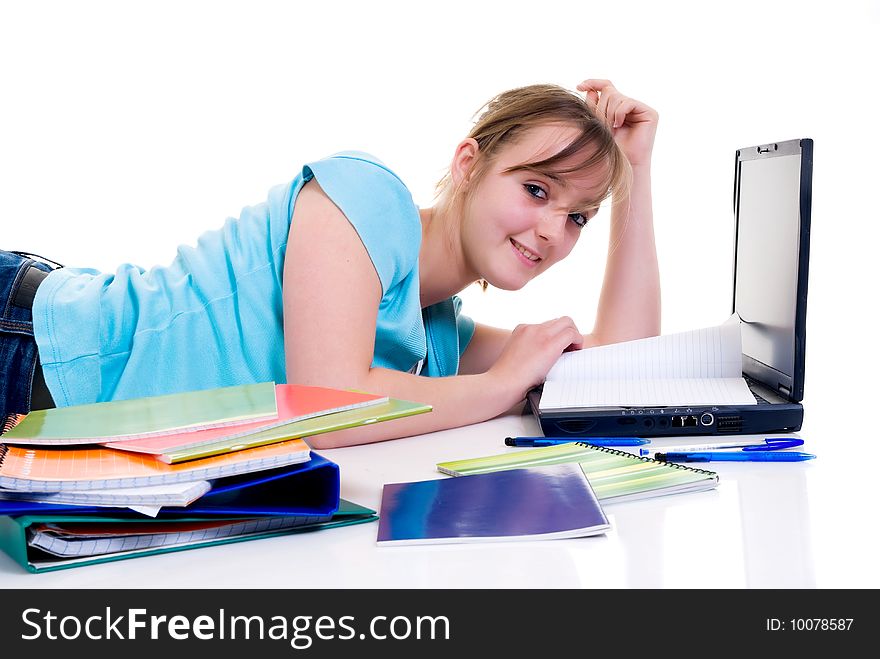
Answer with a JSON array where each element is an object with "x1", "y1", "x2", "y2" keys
[
  {"x1": 0, "y1": 500, "x2": 377, "y2": 573},
  {"x1": 2, "y1": 382, "x2": 278, "y2": 443},
  {"x1": 161, "y1": 398, "x2": 432, "y2": 463}
]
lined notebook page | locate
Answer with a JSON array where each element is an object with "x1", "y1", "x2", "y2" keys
[
  {"x1": 0, "y1": 439, "x2": 310, "y2": 492},
  {"x1": 0, "y1": 480, "x2": 211, "y2": 507},
  {"x1": 28, "y1": 514, "x2": 334, "y2": 557},
  {"x1": 541, "y1": 317, "x2": 756, "y2": 409}
]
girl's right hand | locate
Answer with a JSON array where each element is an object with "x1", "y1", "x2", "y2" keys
[
  {"x1": 577, "y1": 79, "x2": 658, "y2": 168},
  {"x1": 488, "y1": 317, "x2": 584, "y2": 403}
]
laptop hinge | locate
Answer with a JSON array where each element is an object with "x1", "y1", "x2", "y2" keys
[{"x1": 778, "y1": 383, "x2": 791, "y2": 398}]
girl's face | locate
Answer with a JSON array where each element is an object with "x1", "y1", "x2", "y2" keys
[{"x1": 459, "y1": 123, "x2": 609, "y2": 291}]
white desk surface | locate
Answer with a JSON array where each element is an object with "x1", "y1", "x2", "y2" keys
[{"x1": 3, "y1": 390, "x2": 878, "y2": 589}]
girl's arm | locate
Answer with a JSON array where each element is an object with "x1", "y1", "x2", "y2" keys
[
  {"x1": 580, "y1": 79, "x2": 661, "y2": 343},
  {"x1": 589, "y1": 163, "x2": 660, "y2": 343},
  {"x1": 283, "y1": 181, "x2": 580, "y2": 448}
]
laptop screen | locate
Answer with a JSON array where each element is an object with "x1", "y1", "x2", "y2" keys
[{"x1": 733, "y1": 139, "x2": 812, "y2": 401}]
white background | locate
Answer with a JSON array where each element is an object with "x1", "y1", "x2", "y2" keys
[
  {"x1": 1, "y1": 1, "x2": 879, "y2": 590},
  {"x1": 2, "y1": 0, "x2": 878, "y2": 406}
]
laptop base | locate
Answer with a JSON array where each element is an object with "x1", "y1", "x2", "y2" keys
[{"x1": 527, "y1": 389, "x2": 804, "y2": 438}]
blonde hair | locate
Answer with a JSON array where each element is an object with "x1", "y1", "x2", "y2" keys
[{"x1": 435, "y1": 83, "x2": 631, "y2": 212}]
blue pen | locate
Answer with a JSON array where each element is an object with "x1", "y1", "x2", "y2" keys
[
  {"x1": 505, "y1": 436, "x2": 649, "y2": 448},
  {"x1": 639, "y1": 438, "x2": 804, "y2": 456},
  {"x1": 655, "y1": 451, "x2": 816, "y2": 463}
]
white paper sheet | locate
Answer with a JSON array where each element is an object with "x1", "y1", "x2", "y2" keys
[{"x1": 540, "y1": 315, "x2": 757, "y2": 409}]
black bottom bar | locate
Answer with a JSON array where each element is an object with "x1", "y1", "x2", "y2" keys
[{"x1": 0, "y1": 589, "x2": 870, "y2": 655}]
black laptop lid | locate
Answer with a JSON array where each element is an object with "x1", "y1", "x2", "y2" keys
[{"x1": 732, "y1": 138, "x2": 812, "y2": 402}]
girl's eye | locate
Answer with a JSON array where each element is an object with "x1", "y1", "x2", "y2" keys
[
  {"x1": 568, "y1": 212, "x2": 588, "y2": 228},
  {"x1": 524, "y1": 183, "x2": 547, "y2": 199}
]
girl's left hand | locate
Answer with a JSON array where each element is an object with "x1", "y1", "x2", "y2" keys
[{"x1": 576, "y1": 79, "x2": 658, "y2": 168}]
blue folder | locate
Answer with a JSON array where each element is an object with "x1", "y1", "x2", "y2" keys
[{"x1": 0, "y1": 451, "x2": 340, "y2": 517}]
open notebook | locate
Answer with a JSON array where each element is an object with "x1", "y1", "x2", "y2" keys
[{"x1": 539, "y1": 315, "x2": 754, "y2": 409}]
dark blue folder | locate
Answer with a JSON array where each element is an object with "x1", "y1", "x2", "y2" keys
[{"x1": 0, "y1": 451, "x2": 340, "y2": 518}]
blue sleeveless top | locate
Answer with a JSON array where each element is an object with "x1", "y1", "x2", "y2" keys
[{"x1": 32, "y1": 151, "x2": 475, "y2": 406}]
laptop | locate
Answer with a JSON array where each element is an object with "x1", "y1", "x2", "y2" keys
[{"x1": 528, "y1": 137, "x2": 813, "y2": 437}]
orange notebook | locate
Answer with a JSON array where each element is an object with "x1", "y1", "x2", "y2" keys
[
  {"x1": 102, "y1": 384, "x2": 386, "y2": 456},
  {"x1": 0, "y1": 438, "x2": 311, "y2": 492}
]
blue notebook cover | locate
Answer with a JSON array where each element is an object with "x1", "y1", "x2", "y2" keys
[
  {"x1": 0, "y1": 452, "x2": 339, "y2": 518},
  {"x1": 376, "y1": 463, "x2": 610, "y2": 546}
]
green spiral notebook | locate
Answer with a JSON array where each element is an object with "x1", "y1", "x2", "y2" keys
[{"x1": 436, "y1": 442, "x2": 719, "y2": 504}]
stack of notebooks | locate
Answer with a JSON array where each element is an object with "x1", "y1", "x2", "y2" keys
[{"x1": 0, "y1": 382, "x2": 431, "y2": 572}]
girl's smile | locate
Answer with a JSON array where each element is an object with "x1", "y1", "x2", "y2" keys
[{"x1": 509, "y1": 238, "x2": 542, "y2": 267}]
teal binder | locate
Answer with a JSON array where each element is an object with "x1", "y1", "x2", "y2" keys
[{"x1": 0, "y1": 499, "x2": 377, "y2": 573}]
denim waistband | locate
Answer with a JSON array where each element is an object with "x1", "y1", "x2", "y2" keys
[{"x1": 1, "y1": 250, "x2": 58, "y2": 432}]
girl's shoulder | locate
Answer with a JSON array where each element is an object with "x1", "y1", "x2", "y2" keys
[
  {"x1": 319, "y1": 150, "x2": 406, "y2": 183},
  {"x1": 299, "y1": 151, "x2": 422, "y2": 288},
  {"x1": 307, "y1": 150, "x2": 410, "y2": 192},
  {"x1": 302, "y1": 150, "x2": 418, "y2": 226}
]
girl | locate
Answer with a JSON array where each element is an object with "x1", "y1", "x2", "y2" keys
[{"x1": 0, "y1": 79, "x2": 660, "y2": 446}]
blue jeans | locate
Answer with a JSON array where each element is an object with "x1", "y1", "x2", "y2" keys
[{"x1": 1, "y1": 250, "x2": 57, "y2": 432}]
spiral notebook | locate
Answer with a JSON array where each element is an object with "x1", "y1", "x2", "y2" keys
[{"x1": 436, "y1": 442, "x2": 719, "y2": 504}]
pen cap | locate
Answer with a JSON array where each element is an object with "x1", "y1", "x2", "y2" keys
[{"x1": 742, "y1": 439, "x2": 804, "y2": 451}]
